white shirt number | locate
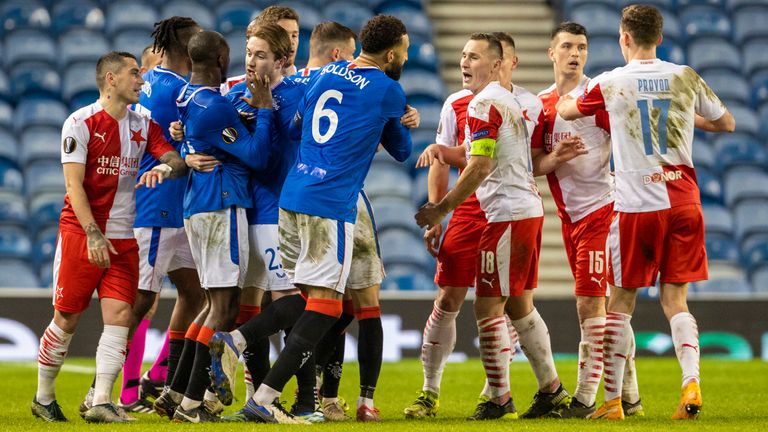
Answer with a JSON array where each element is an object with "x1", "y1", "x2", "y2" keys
[{"x1": 312, "y1": 89, "x2": 343, "y2": 144}]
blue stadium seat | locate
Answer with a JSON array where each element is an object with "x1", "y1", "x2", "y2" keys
[
  {"x1": 734, "y1": 199, "x2": 768, "y2": 242},
  {"x1": 62, "y1": 62, "x2": 100, "y2": 102},
  {"x1": 377, "y1": 3, "x2": 432, "y2": 38},
  {"x1": 706, "y1": 235, "x2": 739, "y2": 263},
  {"x1": 0, "y1": 159, "x2": 23, "y2": 193},
  {"x1": 32, "y1": 224, "x2": 58, "y2": 264},
  {"x1": 365, "y1": 167, "x2": 412, "y2": 201},
  {"x1": 407, "y1": 36, "x2": 439, "y2": 72},
  {"x1": 51, "y1": 0, "x2": 105, "y2": 35},
  {"x1": 694, "y1": 275, "x2": 752, "y2": 296},
  {"x1": 700, "y1": 70, "x2": 749, "y2": 106},
  {"x1": 282, "y1": 1, "x2": 322, "y2": 31},
  {"x1": 379, "y1": 228, "x2": 432, "y2": 268},
  {"x1": 0, "y1": 226, "x2": 32, "y2": 260},
  {"x1": 0, "y1": 101, "x2": 12, "y2": 130},
  {"x1": 585, "y1": 37, "x2": 624, "y2": 76},
  {"x1": 59, "y1": 29, "x2": 110, "y2": 68},
  {"x1": 659, "y1": 10, "x2": 683, "y2": 42},
  {"x1": 677, "y1": 0, "x2": 725, "y2": 10},
  {"x1": 0, "y1": 128, "x2": 18, "y2": 165},
  {"x1": 727, "y1": 104, "x2": 759, "y2": 136},
  {"x1": 657, "y1": 41, "x2": 685, "y2": 64},
  {"x1": 409, "y1": 100, "x2": 441, "y2": 131},
  {"x1": 215, "y1": 1, "x2": 259, "y2": 34},
  {"x1": 401, "y1": 70, "x2": 444, "y2": 100},
  {"x1": 295, "y1": 28, "x2": 311, "y2": 66},
  {"x1": 617, "y1": 0, "x2": 675, "y2": 12},
  {"x1": 570, "y1": 5, "x2": 621, "y2": 37},
  {"x1": 679, "y1": 6, "x2": 731, "y2": 39},
  {"x1": 14, "y1": 98, "x2": 68, "y2": 134},
  {"x1": 381, "y1": 272, "x2": 434, "y2": 291},
  {"x1": 0, "y1": 259, "x2": 39, "y2": 288},
  {"x1": 724, "y1": 170, "x2": 768, "y2": 207},
  {"x1": 727, "y1": 0, "x2": 768, "y2": 12},
  {"x1": 743, "y1": 240, "x2": 768, "y2": 273},
  {"x1": 743, "y1": 39, "x2": 768, "y2": 78},
  {"x1": 0, "y1": 70, "x2": 11, "y2": 103},
  {"x1": 686, "y1": 38, "x2": 741, "y2": 74},
  {"x1": 562, "y1": 0, "x2": 617, "y2": 8},
  {"x1": 19, "y1": 127, "x2": 61, "y2": 166},
  {"x1": 105, "y1": 1, "x2": 158, "y2": 35},
  {"x1": 372, "y1": 196, "x2": 418, "y2": 234},
  {"x1": 0, "y1": 191, "x2": 27, "y2": 226},
  {"x1": 70, "y1": 91, "x2": 100, "y2": 112},
  {"x1": 760, "y1": 105, "x2": 768, "y2": 138},
  {"x1": 751, "y1": 77, "x2": 768, "y2": 110},
  {"x1": 4, "y1": 29, "x2": 57, "y2": 67},
  {"x1": 751, "y1": 267, "x2": 768, "y2": 293},
  {"x1": 733, "y1": 6, "x2": 768, "y2": 44},
  {"x1": 25, "y1": 159, "x2": 65, "y2": 197},
  {"x1": 161, "y1": 0, "x2": 215, "y2": 30},
  {"x1": 10, "y1": 62, "x2": 61, "y2": 100},
  {"x1": 113, "y1": 29, "x2": 154, "y2": 59},
  {"x1": 697, "y1": 167, "x2": 722, "y2": 204},
  {"x1": 323, "y1": 1, "x2": 371, "y2": 32},
  {"x1": 702, "y1": 204, "x2": 734, "y2": 236},
  {"x1": 30, "y1": 192, "x2": 62, "y2": 228},
  {"x1": 412, "y1": 167, "x2": 457, "y2": 206},
  {"x1": 39, "y1": 259, "x2": 53, "y2": 288},
  {"x1": 692, "y1": 142, "x2": 715, "y2": 170},
  {"x1": 0, "y1": 1, "x2": 51, "y2": 34}
]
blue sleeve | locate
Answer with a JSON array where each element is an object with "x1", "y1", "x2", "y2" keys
[
  {"x1": 381, "y1": 81, "x2": 408, "y2": 118},
  {"x1": 380, "y1": 117, "x2": 412, "y2": 162},
  {"x1": 289, "y1": 93, "x2": 306, "y2": 142}
]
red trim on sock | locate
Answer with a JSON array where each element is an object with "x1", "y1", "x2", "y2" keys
[
  {"x1": 354, "y1": 306, "x2": 381, "y2": 320},
  {"x1": 196, "y1": 326, "x2": 215, "y2": 346},
  {"x1": 236, "y1": 305, "x2": 262, "y2": 326},
  {"x1": 342, "y1": 299, "x2": 354, "y2": 315},
  {"x1": 306, "y1": 298, "x2": 343, "y2": 318},
  {"x1": 169, "y1": 330, "x2": 186, "y2": 341},
  {"x1": 185, "y1": 322, "x2": 201, "y2": 340}
]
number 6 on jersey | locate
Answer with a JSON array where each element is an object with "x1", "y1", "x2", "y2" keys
[{"x1": 312, "y1": 89, "x2": 343, "y2": 143}]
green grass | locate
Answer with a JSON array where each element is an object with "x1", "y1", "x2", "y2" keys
[{"x1": 1, "y1": 358, "x2": 766, "y2": 431}]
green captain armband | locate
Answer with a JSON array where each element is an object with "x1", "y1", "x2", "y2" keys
[{"x1": 470, "y1": 138, "x2": 497, "y2": 158}]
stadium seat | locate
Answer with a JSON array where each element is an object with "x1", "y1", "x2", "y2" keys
[
  {"x1": 727, "y1": 0, "x2": 768, "y2": 12},
  {"x1": 706, "y1": 235, "x2": 739, "y2": 263},
  {"x1": 365, "y1": 167, "x2": 412, "y2": 201},
  {"x1": 215, "y1": 1, "x2": 260, "y2": 34},
  {"x1": 0, "y1": 191, "x2": 27, "y2": 226},
  {"x1": 694, "y1": 275, "x2": 752, "y2": 296},
  {"x1": 570, "y1": 5, "x2": 621, "y2": 37},
  {"x1": 105, "y1": 1, "x2": 158, "y2": 35},
  {"x1": 734, "y1": 199, "x2": 768, "y2": 242},
  {"x1": 686, "y1": 38, "x2": 741, "y2": 74},
  {"x1": 412, "y1": 167, "x2": 457, "y2": 206},
  {"x1": 702, "y1": 204, "x2": 734, "y2": 236},
  {"x1": 0, "y1": 70, "x2": 12, "y2": 103},
  {"x1": 751, "y1": 267, "x2": 768, "y2": 293},
  {"x1": 401, "y1": 70, "x2": 444, "y2": 100},
  {"x1": 10, "y1": 62, "x2": 61, "y2": 100},
  {"x1": 562, "y1": 0, "x2": 617, "y2": 9},
  {"x1": 59, "y1": 29, "x2": 110, "y2": 68},
  {"x1": 0, "y1": 128, "x2": 18, "y2": 165},
  {"x1": 679, "y1": 6, "x2": 731, "y2": 39},
  {"x1": 407, "y1": 36, "x2": 439, "y2": 72},
  {"x1": 743, "y1": 239, "x2": 768, "y2": 273},
  {"x1": 113, "y1": 29, "x2": 154, "y2": 59},
  {"x1": 161, "y1": 0, "x2": 215, "y2": 30},
  {"x1": 697, "y1": 167, "x2": 722, "y2": 204},
  {"x1": 381, "y1": 272, "x2": 434, "y2": 291},
  {"x1": 323, "y1": 1, "x2": 371, "y2": 32},
  {"x1": 700, "y1": 70, "x2": 749, "y2": 106},
  {"x1": 0, "y1": 259, "x2": 39, "y2": 288},
  {"x1": 25, "y1": 159, "x2": 65, "y2": 197},
  {"x1": 743, "y1": 39, "x2": 768, "y2": 77},
  {"x1": 656, "y1": 41, "x2": 685, "y2": 65},
  {"x1": 30, "y1": 192, "x2": 62, "y2": 228},
  {"x1": 19, "y1": 127, "x2": 61, "y2": 167},
  {"x1": 282, "y1": 1, "x2": 322, "y2": 31},
  {"x1": 726, "y1": 104, "x2": 759, "y2": 137},
  {"x1": 4, "y1": 29, "x2": 57, "y2": 67},
  {"x1": 751, "y1": 77, "x2": 768, "y2": 110},
  {"x1": 0, "y1": 1, "x2": 51, "y2": 33},
  {"x1": 377, "y1": 3, "x2": 432, "y2": 38},
  {"x1": 0, "y1": 101, "x2": 12, "y2": 130},
  {"x1": 51, "y1": 0, "x2": 105, "y2": 35},
  {"x1": 677, "y1": 0, "x2": 726, "y2": 10},
  {"x1": 733, "y1": 6, "x2": 768, "y2": 44},
  {"x1": 409, "y1": 100, "x2": 441, "y2": 131},
  {"x1": 372, "y1": 196, "x2": 418, "y2": 234},
  {"x1": 0, "y1": 159, "x2": 23, "y2": 193},
  {"x1": 692, "y1": 141, "x2": 715, "y2": 170},
  {"x1": 585, "y1": 37, "x2": 624, "y2": 76},
  {"x1": 62, "y1": 62, "x2": 100, "y2": 102},
  {"x1": 14, "y1": 98, "x2": 68, "y2": 133},
  {"x1": 380, "y1": 228, "x2": 433, "y2": 268},
  {"x1": 616, "y1": 0, "x2": 674, "y2": 11},
  {"x1": 760, "y1": 105, "x2": 768, "y2": 138},
  {"x1": 295, "y1": 28, "x2": 311, "y2": 66},
  {"x1": 32, "y1": 224, "x2": 58, "y2": 265},
  {"x1": 0, "y1": 226, "x2": 32, "y2": 260},
  {"x1": 713, "y1": 135, "x2": 767, "y2": 176},
  {"x1": 38, "y1": 259, "x2": 53, "y2": 288},
  {"x1": 724, "y1": 170, "x2": 768, "y2": 207},
  {"x1": 660, "y1": 10, "x2": 683, "y2": 42}
]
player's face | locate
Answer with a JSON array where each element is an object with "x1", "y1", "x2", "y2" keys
[
  {"x1": 384, "y1": 34, "x2": 409, "y2": 81},
  {"x1": 246, "y1": 36, "x2": 283, "y2": 81},
  {"x1": 498, "y1": 40, "x2": 518, "y2": 86},
  {"x1": 277, "y1": 18, "x2": 300, "y2": 66},
  {"x1": 460, "y1": 39, "x2": 500, "y2": 93},
  {"x1": 114, "y1": 58, "x2": 144, "y2": 104},
  {"x1": 549, "y1": 32, "x2": 588, "y2": 76}
]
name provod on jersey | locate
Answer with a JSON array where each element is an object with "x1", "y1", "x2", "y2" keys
[
  {"x1": 637, "y1": 78, "x2": 670, "y2": 93},
  {"x1": 321, "y1": 63, "x2": 370, "y2": 90},
  {"x1": 96, "y1": 155, "x2": 140, "y2": 176},
  {"x1": 643, "y1": 170, "x2": 682, "y2": 185}
]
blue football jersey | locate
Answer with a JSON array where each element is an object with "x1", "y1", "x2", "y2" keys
[
  {"x1": 178, "y1": 84, "x2": 275, "y2": 217},
  {"x1": 280, "y1": 61, "x2": 412, "y2": 223},
  {"x1": 134, "y1": 67, "x2": 188, "y2": 228},
  {"x1": 289, "y1": 67, "x2": 320, "y2": 86}
]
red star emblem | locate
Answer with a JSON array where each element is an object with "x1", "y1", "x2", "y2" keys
[
  {"x1": 579, "y1": 361, "x2": 586, "y2": 369},
  {"x1": 130, "y1": 129, "x2": 145, "y2": 147},
  {"x1": 522, "y1": 109, "x2": 530, "y2": 121}
]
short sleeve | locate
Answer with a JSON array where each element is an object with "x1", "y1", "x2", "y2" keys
[
  {"x1": 467, "y1": 100, "x2": 503, "y2": 158},
  {"x1": 146, "y1": 120, "x2": 175, "y2": 160},
  {"x1": 61, "y1": 114, "x2": 90, "y2": 164},
  {"x1": 381, "y1": 82, "x2": 407, "y2": 119},
  {"x1": 576, "y1": 81, "x2": 606, "y2": 117},
  {"x1": 435, "y1": 98, "x2": 458, "y2": 146},
  {"x1": 694, "y1": 69, "x2": 727, "y2": 121},
  {"x1": 595, "y1": 109, "x2": 611, "y2": 132}
]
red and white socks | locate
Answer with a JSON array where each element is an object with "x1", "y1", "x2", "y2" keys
[
  {"x1": 511, "y1": 309, "x2": 559, "y2": 392},
  {"x1": 36, "y1": 321, "x2": 74, "y2": 405},
  {"x1": 621, "y1": 323, "x2": 641, "y2": 403},
  {"x1": 477, "y1": 316, "x2": 511, "y2": 403},
  {"x1": 93, "y1": 325, "x2": 129, "y2": 405},
  {"x1": 603, "y1": 312, "x2": 632, "y2": 401},
  {"x1": 421, "y1": 302, "x2": 459, "y2": 395},
  {"x1": 574, "y1": 316, "x2": 605, "y2": 406},
  {"x1": 670, "y1": 312, "x2": 700, "y2": 387},
  {"x1": 480, "y1": 314, "x2": 518, "y2": 399}
]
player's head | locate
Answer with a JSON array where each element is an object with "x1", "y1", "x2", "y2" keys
[
  {"x1": 250, "y1": 6, "x2": 300, "y2": 67},
  {"x1": 151, "y1": 16, "x2": 201, "y2": 65},
  {"x1": 491, "y1": 32, "x2": 518, "y2": 86},
  {"x1": 96, "y1": 51, "x2": 143, "y2": 104},
  {"x1": 460, "y1": 32, "x2": 503, "y2": 94},
  {"x1": 188, "y1": 30, "x2": 230, "y2": 83},
  {"x1": 139, "y1": 44, "x2": 162, "y2": 75},
  {"x1": 548, "y1": 21, "x2": 588, "y2": 77},
  {"x1": 619, "y1": 4, "x2": 663, "y2": 60},
  {"x1": 359, "y1": 15, "x2": 409, "y2": 81},
  {"x1": 246, "y1": 23, "x2": 292, "y2": 82},
  {"x1": 310, "y1": 21, "x2": 357, "y2": 63}
]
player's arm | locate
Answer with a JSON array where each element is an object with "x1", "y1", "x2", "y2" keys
[
  {"x1": 416, "y1": 144, "x2": 468, "y2": 169},
  {"x1": 695, "y1": 112, "x2": 735, "y2": 133},
  {"x1": 558, "y1": 82, "x2": 606, "y2": 121},
  {"x1": 137, "y1": 121, "x2": 188, "y2": 188},
  {"x1": 200, "y1": 98, "x2": 274, "y2": 171},
  {"x1": 379, "y1": 83, "x2": 414, "y2": 162},
  {"x1": 531, "y1": 136, "x2": 587, "y2": 176},
  {"x1": 693, "y1": 68, "x2": 736, "y2": 133}
]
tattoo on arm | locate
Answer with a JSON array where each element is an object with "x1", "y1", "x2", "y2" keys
[
  {"x1": 84, "y1": 222, "x2": 107, "y2": 249},
  {"x1": 158, "y1": 151, "x2": 187, "y2": 178}
]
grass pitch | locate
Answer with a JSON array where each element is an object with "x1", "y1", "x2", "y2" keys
[{"x1": 0, "y1": 358, "x2": 765, "y2": 431}]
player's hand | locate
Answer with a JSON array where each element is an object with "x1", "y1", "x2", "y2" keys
[
  {"x1": 243, "y1": 74, "x2": 273, "y2": 109},
  {"x1": 135, "y1": 164, "x2": 172, "y2": 189},
  {"x1": 185, "y1": 153, "x2": 220, "y2": 172},
  {"x1": 555, "y1": 94, "x2": 574, "y2": 113},
  {"x1": 400, "y1": 105, "x2": 421, "y2": 129},
  {"x1": 415, "y1": 144, "x2": 446, "y2": 168},
  {"x1": 85, "y1": 222, "x2": 117, "y2": 268},
  {"x1": 554, "y1": 136, "x2": 588, "y2": 162},
  {"x1": 415, "y1": 202, "x2": 447, "y2": 229},
  {"x1": 423, "y1": 224, "x2": 443, "y2": 257},
  {"x1": 169, "y1": 121, "x2": 184, "y2": 141}
]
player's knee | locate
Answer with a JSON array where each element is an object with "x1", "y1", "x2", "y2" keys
[
  {"x1": 435, "y1": 286, "x2": 466, "y2": 312},
  {"x1": 132, "y1": 291, "x2": 157, "y2": 319},
  {"x1": 351, "y1": 285, "x2": 379, "y2": 308}
]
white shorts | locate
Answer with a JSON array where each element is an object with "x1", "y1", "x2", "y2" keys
[
  {"x1": 244, "y1": 224, "x2": 294, "y2": 291},
  {"x1": 278, "y1": 209, "x2": 354, "y2": 294},
  {"x1": 134, "y1": 226, "x2": 196, "y2": 293},
  {"x1": 184, "y1": 207, "x2": 249, "y2": 289},
  {"x1": 347, "y1": 192, "x2": 385, "y2": 289}
]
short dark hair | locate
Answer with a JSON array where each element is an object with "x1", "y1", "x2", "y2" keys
[
  {"x1": 188, "y1": 30, "x2": 229, "y2": 64},
  {"x1": 251, "y1": 23, "x2": 292, "y2": 61},
  {"x1": 550, "y1": 21, "x2": 589, "y2": 41},
  {"x1": 491, "y1": 31, "x2": 515, "y2": 51},
  {"x1": 151, "y1": 16, "x2": 200, "y2": 59},
  {"x1": 621, "y1": 4, "x2": 663, "y2": 47},
  {"x1": 469, "y1": 32, "x2": 503, "y2": 59},
  {"x1": 310, "y1": 21, "x2": 357, "y2": 58},
  {"x1": 141, "y1": 44, "x2": 155, "y2": 63},
  {"x1": 249, "y1": 5, "x2": 299, "y2": 37},
  {"x1": 95, "y1": 51, "x2": 136, "y2": 89},
  {"x1": 359, "y1": 15, "x2": 407, "y2": 55}
]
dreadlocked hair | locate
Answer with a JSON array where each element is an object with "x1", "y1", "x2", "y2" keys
[{"x1": 151, "y1": 16, "x2": 199, "y2": 58}]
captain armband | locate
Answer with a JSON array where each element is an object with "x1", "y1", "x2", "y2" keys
[{"x1": 469, "y1": 138, "x2": 497, "y2": 158}]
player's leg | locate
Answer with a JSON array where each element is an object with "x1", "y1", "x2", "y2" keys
[
  {"x1": 350, "y1": 285, "x2": 383, "y2": 421},
  {"x1": 237, "y1": 285, "x2": 266, "y2": 401}
]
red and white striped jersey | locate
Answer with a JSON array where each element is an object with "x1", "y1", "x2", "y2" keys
[
  {"x1": 577, "y1": 59, "x2": 726, "y2": 213},
  {"x1": 59, "y1": 101, "x2": 174, "y2": 238},
  {"x1": 534, "y1": 75, "x2": 613, "y2": 224},
  {"x1": 466, "y1": 82, "x2": 542, "y2": 222},
  {"x1": 221, "y1": 74, "x2": 246, "y2": 96}
]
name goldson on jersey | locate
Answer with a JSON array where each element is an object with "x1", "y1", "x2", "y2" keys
[{"x1": 321, "y1": 63, "x2": 370, "y2": 90}]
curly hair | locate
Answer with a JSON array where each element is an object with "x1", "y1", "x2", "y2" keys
[
  {"x1": 151, "y1": 16, "x2": 200, "y2": 59},
  {"x1": 621, "y1": 5, "x2": 663, "y2": 47},
  {"x1": 359, "y1": 15, "x2": 407, "y2": 54}
]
